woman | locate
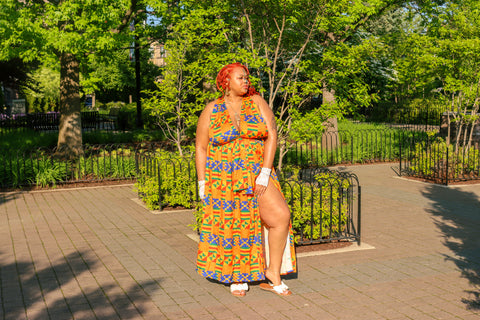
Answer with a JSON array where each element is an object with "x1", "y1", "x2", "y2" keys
[{"x1": 195, "y1": 62, "x2": 296, "y2": 296}]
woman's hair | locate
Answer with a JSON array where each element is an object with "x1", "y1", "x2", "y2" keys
[{"x1": 216, "y1": 62, "x2": 258, "y2": 97}]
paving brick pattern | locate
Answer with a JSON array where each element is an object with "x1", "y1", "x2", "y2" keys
[{"x1": 1, "y1": 163, "x2": 480, "y2": 319}]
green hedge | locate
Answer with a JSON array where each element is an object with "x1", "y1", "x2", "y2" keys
[
  {"x1": 0, "y1": 145, "x2": 138, "y2": 188},
  {"x1": 408, "y1": 137, "x2": 480, "y2": 181},
  {"x1": 134, "y1": 152, "x2": 197, "y2": 210},
  {"x1": 281, "y1": 167, "x2": 353, "y2": 244}
]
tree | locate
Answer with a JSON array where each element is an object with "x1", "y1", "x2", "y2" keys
[
  {"x1": 0, "y1": 0, "x2": 145, "y2": 158},
  {"x1": 427, "y1": 0, "x2": 480, "y2": 152},
  {"x1": 143, "y1": 0, "x2": 423, "y2": 167},
  {"x1": 143, "y1": 3, "x2": 255, "y2": 155},
  {"x1": 362, "y1": 1, "x2": 480, "y2": 124},
  {"x1": 234, "y1": 0, "x2": 405, "y2": 168}
]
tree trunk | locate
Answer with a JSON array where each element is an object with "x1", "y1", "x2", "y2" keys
[
  {"x1": 322, "y1": 85, "x2": 339, "y2": 150},
  {"x1": 277, "y1": 142, "x2": 287, "y2": 173},
  {"x1": 56, "y1": 52, "x2": 83, "y2": 159}
]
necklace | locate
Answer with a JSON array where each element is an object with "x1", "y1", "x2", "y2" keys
[{"x1": 224, "y1": 98, "x2": 242, "y2": 127}]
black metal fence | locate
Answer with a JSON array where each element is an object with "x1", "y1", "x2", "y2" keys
[
  {"x1": 281, "y1": 129, "x2": 430, "y2": 167},
  {"x1": 364, "y1": 103, "x2": 448, "y2": 129},
  {"x1": 399, "y1": 136, "x2": 480, "y2": 185},
  {"x1": 134, "y1": 152, "x2": 361, "y2": 246},
  {"x1": 3, "y1": 128, "x2": 478, "y2": 189},
  {"x1": 135, "y1": 153, "x2": 197, "y2": 211},
  {"x1": 279, "y1": 167, "x2": 361, "y2": 245},
  {"x1": 0, "y1": 111, "x2": 117, "y2": 134},
  {"x1": 0, "y1": 143, "x2": 154, "y2": 189},
  {"x1": 280, "y1": 128, "x2": 480, "y2": 185}
]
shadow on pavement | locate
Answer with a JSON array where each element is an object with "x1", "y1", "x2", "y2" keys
[
  {"x1": 0, "y1": 191, "x2": 23, "y2": 206},
  {"x1": 1, "y1": 250, "x2": 161, "y2": 319},
  {"x1": 422, "y1": 184, "x2": 480, "y2": 310}
]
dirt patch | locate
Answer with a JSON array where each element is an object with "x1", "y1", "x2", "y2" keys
[
  {"x1": 159, "y1": 206, "x2": 195, "y2": 211},
  {"x1": 295, "y1": 240, "x2": 353, "y2": 253},
  {"x1": 1, "y1": 179, "x2": 136, "y2": 192},
  {"x1": 403, "y1": 175, "x2": 480, "y2": 186}
]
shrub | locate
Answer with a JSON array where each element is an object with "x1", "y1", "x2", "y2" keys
[
  {"x1": 35, "y1": 160, "x2": 65, "y2": 187},
  {"x1": 0, "y1": 145, "x2": 138, "y2": 188},
  {"x1": 135, "y1": 152, "x2": 197, "y2": 210},
  {"x1": 77, "y1": 147, "x2": 137, "y2": 179},
  {"x1": 281, "y1": 167, "x2": 352, "y2": 244},
  {"x1": 409, "y1": 137, "x2": 480, "y2": 179}
]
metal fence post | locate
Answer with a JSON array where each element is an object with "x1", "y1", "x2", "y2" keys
[
  {"x1": 357, "y1": 185, "x2": 361, "y2": 246},
  {"x1": 445, "y1": 146, "x2": 449, "y2": 186},
  {"x1": 157, "y1": 159, "x2": 163, "y2": 211},
  {"x1": 351, "y1": 132, "x2": 354, "y2": 164},
  {"x1": 399, "y1": 133, "x2": 402, "y2": 176}
]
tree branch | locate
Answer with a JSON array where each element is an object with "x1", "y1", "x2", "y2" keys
[{"x1": 111, "y1": 0, "x2": 141, "y2": 34}]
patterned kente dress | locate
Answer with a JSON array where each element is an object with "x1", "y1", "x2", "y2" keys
[{"x1": 196, "y1": 96, "x2": 297, "y2": 284}]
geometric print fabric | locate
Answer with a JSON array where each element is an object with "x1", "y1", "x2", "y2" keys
[{"x1": 196, "y1": 97, "x2": 297, "y2": 284}]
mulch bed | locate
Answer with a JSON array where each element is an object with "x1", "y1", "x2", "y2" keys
[
  {"x1": 1, "y1": 179, "x2": 135, "y2": 193},
  {"x1": 295, "y1": 240, "x2": 353, "y2": 253},
  {"x1": 403, "y1": 175, "x2": 480, "y2": 185}
]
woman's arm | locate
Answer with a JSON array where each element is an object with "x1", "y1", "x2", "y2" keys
[
  {"x1": 252, "y1": 95, "x2": 277, "y2": 196},
  {"x1": 195, "y1": 101, "x2": 214, "y2": 181},
  {"x1": 252, "y1": 95, "x2": 277, "y2": 169}
]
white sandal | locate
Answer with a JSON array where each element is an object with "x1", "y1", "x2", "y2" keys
[
  {"x1": 230, "y1": 283, "x2": 249, "y2": 296},
  {"x1": 259, "y1": 281, "x2": 292, "y2": 296}
]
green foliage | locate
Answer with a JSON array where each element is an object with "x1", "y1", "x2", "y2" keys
[
  {"x1": 286, "y1": 170, "x2": 351, "y2": 244},
  {"x1": 135, "y1": 153, "x2": 197, "y2": 210},
  {"x1": 135, "y1": 176, "x2": 160, "y2": 210},
  {"x1": 0, "y1": 1, "x2": 136, "y2": 62},
  {"x1": 409, "y1": 137, "x2": 480, "y2": 178},
  {"x1": 290, "y1": 108, "x2": 329, "y2": 143},
  {"x1": 142, "y1": 4, "x2": 254, "y2": 155},
  {"x1": 321, "y1": 39, "x2": 382, "y2": 115},
  {"x1": 77, "y1": 148, "x2": 137, "y2": 179},
  {"x1": 0, "y1": 145, "x2": 138, "y2": 188},
  {"x1": 190, "y1": 202, "x2": 204, "y2": 232},
  {"x1": 366, "y1": 1, "x2": 480, "y2": 123},
  {"x1": 0, "y1": 129, "x2": 164, "y2": 152},
  {"x1": 368, "y1": 97, "x2": 448, "y2": 125},
  {"x1": 83, "y1": 129, "x2": 164, "y2": 145},
  {"x1": 81, "y1": 50, "x2": 134, "y2": 96},
  {"x1": 35, "y1": 161, "x2": 65, "y2": 188},
  {"x1": 283, "y1": 120, "x2": 426, "y2": 166},
  {"x1": 22, "y1": 66, "x2": 60, "y2": 113},
  {"x1": 0, "y1": 130, "x2": 59, "y2": 152}
]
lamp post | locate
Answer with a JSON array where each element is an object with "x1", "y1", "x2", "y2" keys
[{"x1": 134, "y1": 33, "x2": 143, "y2": 129}]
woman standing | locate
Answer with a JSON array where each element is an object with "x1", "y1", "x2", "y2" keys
[{"x1": 195, "y1": 62, "x2": 296, "y2": 296}]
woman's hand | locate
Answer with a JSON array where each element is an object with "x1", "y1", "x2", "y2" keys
[
  {"x1": 198, "y1": 180, "x2": 206, "y2": 200},
  {"x1": 255, "y1": 167, "x2": 271, "y2": 197}
]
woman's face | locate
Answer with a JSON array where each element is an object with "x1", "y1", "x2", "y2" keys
[{"x1": 227, "y1": 67, "x2": 249, "y2": 96}]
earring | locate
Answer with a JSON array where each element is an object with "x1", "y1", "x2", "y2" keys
[{"x1": 225, "y1": 87, "x2": 230, "y2": 96}]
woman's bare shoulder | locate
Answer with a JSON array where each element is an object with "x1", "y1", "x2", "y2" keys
[
  {"x1": 207, "y1": 98, "x2": 219, "y2": 107},
  {"x1": 250, "y1": 94, "x2": 263, "y2": 102},
  {"x1": 251, "y1": 94, "x2": 271, "y2": 113},
  {"x1": 251, "y1": 94, "x2": 269, "y2": 106},
  {"x1": 202, "y1": 99, "x2": 218, "y2": 114}
]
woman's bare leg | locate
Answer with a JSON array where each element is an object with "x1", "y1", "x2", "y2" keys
[{"x1": 258, "y1": 181, "x2": 290, "y2": 286}]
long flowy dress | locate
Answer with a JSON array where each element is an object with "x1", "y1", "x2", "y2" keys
[{"x1": 196, "y1": 96, "x2": 297, "y2": 284}]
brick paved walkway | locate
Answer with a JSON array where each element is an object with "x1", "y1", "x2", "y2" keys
[{"x1": 1, "y1": 163, "x2": 480, "y2": 319}]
